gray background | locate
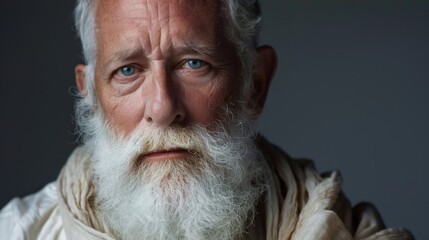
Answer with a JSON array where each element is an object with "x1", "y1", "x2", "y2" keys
[{"x1": 0, "y1": 0, "x2": 427, "y2": 239}]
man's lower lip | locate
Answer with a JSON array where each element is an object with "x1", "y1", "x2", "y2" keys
[{"x1": 141, "y1": 149, "x2": 191, "y2": 161}]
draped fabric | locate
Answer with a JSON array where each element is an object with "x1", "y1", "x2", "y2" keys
[
  {"x1": 0, "y1": 139, "x2": 414, "y2": 239},
  {"x1": 57, "y1": 147, "x2": 113, "y2": 240},
  {"x1": 253, "y1": 138, "x2": 414, "y2": 240}
]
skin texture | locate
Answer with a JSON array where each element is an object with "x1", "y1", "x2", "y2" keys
[{"x1": 75, "y1": 0, "x2": 277, "y2": 140}]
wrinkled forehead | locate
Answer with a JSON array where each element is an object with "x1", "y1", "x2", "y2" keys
[{"x1": 94, "y1": 0, "x2": 224, "y2": 30}]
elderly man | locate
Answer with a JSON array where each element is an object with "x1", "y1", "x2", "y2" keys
[{"x1": 0, "y1": 0, "x2": 413, "y2": 239}]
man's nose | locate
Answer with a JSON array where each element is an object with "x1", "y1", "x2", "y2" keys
[{"x1": 143, "y1": 67, "x2": 185, "y2": 127}]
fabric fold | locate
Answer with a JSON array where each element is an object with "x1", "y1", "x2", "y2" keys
[{"x1": 258, "y1": 137, "x2": 414, "y2": 240}]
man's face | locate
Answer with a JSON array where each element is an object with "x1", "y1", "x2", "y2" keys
[
  {"x1": 74, "y1": 1, "x2": 276, "y2": 238},
  {"x1": 94, "y1": 0, "x2": 242, "y2": 141}
]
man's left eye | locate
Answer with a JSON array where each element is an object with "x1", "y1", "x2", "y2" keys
[{"x1": 185, "y1": 59, "x2": 206, "y2": 69}]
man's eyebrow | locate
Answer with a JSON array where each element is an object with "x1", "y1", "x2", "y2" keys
[
  {"x1": 102, "y1": 48, "x2": 143, "y2": 70},
  {"x1": 175, "y1": 43, "x2": 220, "y2": 58}
]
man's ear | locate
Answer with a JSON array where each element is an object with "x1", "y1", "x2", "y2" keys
[
  {"x1": 75, "y1": 64, "x2": 87, "y2": 96},
  {"x1": 249, "y1": 45, "x2": 277, "y2": 118}
]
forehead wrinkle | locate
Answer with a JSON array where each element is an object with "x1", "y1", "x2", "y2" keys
[
  {"x1": 96, "y1": 0, "x2": 229, "y2": 63},
  {"x1": 144, "y1": 24, "x2": 166, "y2": 60},
  {"x1": 140, "y1": 0, "x2": 174, "y2": 60}
]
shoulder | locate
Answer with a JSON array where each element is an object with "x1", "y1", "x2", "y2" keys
[
  {"x1": 257, "y1": 136, "x2": 414, "y2": 239},
  {"x1": 0, "y1": 182, "x2": 64, "y2": 239}
]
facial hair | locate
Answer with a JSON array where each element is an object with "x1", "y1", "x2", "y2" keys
[{"x1": 81, "y1": 107, "x2": 269, "y2": 240}]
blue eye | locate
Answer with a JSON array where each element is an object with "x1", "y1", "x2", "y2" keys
[
  {"x1": 186, "y1": 59, "x2": 205, "y2": 69},
  {"x1": 119, "y1": 66, "x2": 136, "y2": 76}
]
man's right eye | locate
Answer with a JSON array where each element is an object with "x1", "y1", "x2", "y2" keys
[{"x1": 118, "y1": 65, "x2": 136, "y2": 76}]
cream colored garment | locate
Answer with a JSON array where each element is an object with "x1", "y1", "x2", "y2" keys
[
  {"x1": 0, "y1": 142, "x2": 414, "y2": 239},
  {"x1": 0, "y1": 183, "x2": 65, "y2": 240},
  {"x1": 254, "y1": 139, "x2": 414, "y2": 240}
]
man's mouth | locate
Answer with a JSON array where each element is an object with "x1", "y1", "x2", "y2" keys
[{"x1": 140, "y1": 148, "x2": 192, "y2": 162}]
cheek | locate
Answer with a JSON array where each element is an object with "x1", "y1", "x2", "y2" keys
[
  {"x1": 97, "y1": 86, "x2": 145, "y2": 134},
  {"x1": 183, "y1": 83, "x2": 235, "y2": 126}
]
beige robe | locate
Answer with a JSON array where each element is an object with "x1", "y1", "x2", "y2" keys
[{"x1": 0, "y1": 139, "x2": 414, "y2": 239}]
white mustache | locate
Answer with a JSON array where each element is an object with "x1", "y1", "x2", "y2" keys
[{"x1": 128, "y1": 126, "x2": 210, "y2": 164}]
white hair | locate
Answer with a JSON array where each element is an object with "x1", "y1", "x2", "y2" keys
[{"x1": 73, "y1": 0, "x2": 263, "y2": 131}]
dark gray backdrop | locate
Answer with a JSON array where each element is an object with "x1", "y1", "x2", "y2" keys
[{"x1": 1, "y1": 1, "x2": 427, "y2": 239}]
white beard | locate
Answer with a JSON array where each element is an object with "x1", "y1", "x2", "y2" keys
[{"x1": 81, "y1": 107, "x2": 269, "y2": 240}]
